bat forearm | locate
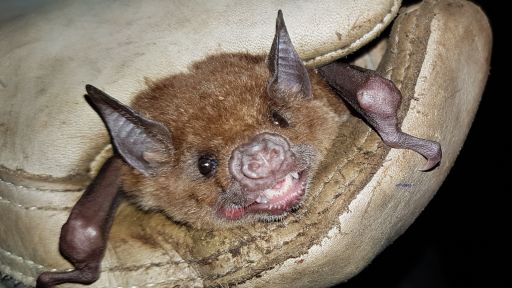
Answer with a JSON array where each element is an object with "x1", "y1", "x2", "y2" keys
[
  {"x1": 36, "y1": 156, "x2": 122, "y2": 288},
  {"x1": 69, "y1": 156, "x2": 122, "y2": 222},
  {"x1": 319, "y1": 61, "x2": 442, "y2": 170}
]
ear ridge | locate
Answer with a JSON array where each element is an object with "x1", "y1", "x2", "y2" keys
[
  {"x1": 267, "y1": 10, "x2": 312, "y2": 100},
  {"x1": 85, "y1": 84, "x2": 172, "y2": 176}
]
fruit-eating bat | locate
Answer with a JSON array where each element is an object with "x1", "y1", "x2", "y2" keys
[{"x1": 36, "y1": 10, "x2": 441, "y2": 288}]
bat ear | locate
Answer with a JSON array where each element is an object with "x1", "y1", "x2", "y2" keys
[
  {"x1": 267, "y1": 10, "x2": 312, "y2": 100},
  {"x1": 85, "y1": 85, "x2": 173, "y2": 176}
]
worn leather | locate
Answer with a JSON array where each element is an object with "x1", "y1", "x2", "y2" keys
[{"x1": 0, "y1": 0, "x2": 491, "y2": 287}]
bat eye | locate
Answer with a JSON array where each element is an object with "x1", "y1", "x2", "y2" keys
[
  {"x1": 270, "y1": 110, "x2": 289, "y2": 128},
  {"x1": 198, "y1": 154, "x2": 218, "y2": 177}
]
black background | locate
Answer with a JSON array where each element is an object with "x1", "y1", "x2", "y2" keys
[{"x1": 337, "y1": 1, "x2": 506, "y2": 287}]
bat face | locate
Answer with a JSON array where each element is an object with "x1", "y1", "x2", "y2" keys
[{"x1": 121, "y1": 53, "x2": 347, "y2": 228}]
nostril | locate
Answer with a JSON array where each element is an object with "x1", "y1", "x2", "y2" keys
[
  {"x1": 269, "y1": 148, "x2": 279, "y2": 160},
  {"x1": 248, "y1": 162, "x2": 261, "y2": 173},
  {"x1": 268, "y1": 145, "x2": 285, "y2": 163},
  {"x1": 242, "y1": 154, "x2": 270, "y2": 179},
  {"x1": 241, "y1": 141, "x2": 285, "y2": 179}
]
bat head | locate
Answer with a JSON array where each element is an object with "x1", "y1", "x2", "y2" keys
[{"x1": 85, "y1": 11, "x2": 347, "y2": 228}]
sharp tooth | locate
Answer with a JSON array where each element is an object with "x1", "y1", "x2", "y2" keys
[
  {"x1": 264, "y1": 189, "x2": 275, "y2": 198},
  {"x1": 291, "y1": 172, "x2": 299, "y2": 179},
  {"x1": 256, "y1": 195, "x2": 269, "y2": 204}
]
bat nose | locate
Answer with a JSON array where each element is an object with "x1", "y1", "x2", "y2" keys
[
  {"x1": 229, "y1": 133, "x2": 293, "y2": 191},
  {"x1": 240, "y1": 135, "x2": 287, "y2": 179}
]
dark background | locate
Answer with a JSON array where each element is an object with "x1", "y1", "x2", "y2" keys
[{"x1": 338, "y1": 1, "x2": 507, "y2": 287}]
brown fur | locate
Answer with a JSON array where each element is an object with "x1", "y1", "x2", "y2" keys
[{"x1": 121, "y1": 53, "x2": 348, "y2": 229}]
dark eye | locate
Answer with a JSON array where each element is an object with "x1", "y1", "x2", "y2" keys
[
  {"x1": 198, "y1": 155, "x2": 218, "y2": 177},
  {"x1": 270, "y1": 110, "x2": 289, "y2": 128}
]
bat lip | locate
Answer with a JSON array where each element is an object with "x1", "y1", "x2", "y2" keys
[
  {"x1": 246, "y1": 169, "x2": 307, "y2": 214},
  {"x1": 218, "y1": 169, "x2": 309, "y2": 221}
]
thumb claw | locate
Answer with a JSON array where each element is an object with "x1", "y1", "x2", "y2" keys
[
  {"x1": 419, "y1": 157, "x2": 440, "y2": 171},
  {"x1": 381, "y1": 131, "x2": 442, "y2": 172},
  {"x1": 418, "y1": 143, "x2": 442, "y2": 172}
]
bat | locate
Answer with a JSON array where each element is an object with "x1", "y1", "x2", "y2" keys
[{"x1": 36, "y1": 10, "x2": 441, "y2": 288}]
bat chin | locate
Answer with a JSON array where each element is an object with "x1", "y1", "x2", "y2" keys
[{"x1": 218, "y1": 169, "x2": 308, "y2": 221}]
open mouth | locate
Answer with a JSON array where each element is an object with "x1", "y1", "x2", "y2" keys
[{"x1": 220, "y1": 170, "x2": 307, "y2": 220}]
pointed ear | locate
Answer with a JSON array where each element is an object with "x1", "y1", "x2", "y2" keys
[
  {"x1": 267, "y1": 10, "x2": 312, "y2": 100},
  {"x1": 85, "y1": 85, "x2": 172, "y2": 176}
]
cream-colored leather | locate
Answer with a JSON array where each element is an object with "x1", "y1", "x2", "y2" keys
[{"x1": 0, "y1": 0, "x2": 491, "y2": 287}]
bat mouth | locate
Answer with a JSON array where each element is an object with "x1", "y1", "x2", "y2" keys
[{"x1": 219, "y1": 169, "x2": 308, "y2": 220}]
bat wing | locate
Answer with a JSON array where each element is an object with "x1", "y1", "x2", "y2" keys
[
  {"x1": 319, "y1": 62, "x2": 442, "y2": 171},
  {"x1": 37, "y1": 157, "x2": 122, "y2": 287}
]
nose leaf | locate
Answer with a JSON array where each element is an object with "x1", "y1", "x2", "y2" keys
[
  {"x1": 241, "y1": 139, "x2": 285, "y2": 179},
  {"x1": 229, "y1": 133, "x2": 294, "y2": 192}
]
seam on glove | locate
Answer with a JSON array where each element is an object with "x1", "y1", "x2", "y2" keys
[
  {"x1": 1, "y1": 246, "x2": 198, "y2": 287},
  {"x1": 1, "y1": 262, "x2": 201, "y2": 288},
  {"x1": 0, "y1": 194, "x2": 72, "y2": 211},
  {"x1": 0, "y1": 177, "x2": 82, "y2": 192},
  {"x1": 0, "y1": 178, "x2": 79, "y2": 210},
  {"x1": 387, "y1": 3, "x2": 419, "y2": 88},
  {"x1": 304, "y1": 0, "x2": 401, "y2": 67},
  {"x1": 0, "y1": 247, "x2": 46, "y2": 269},
  {"x1": 0, "y1": 174, "x2": 83, "y2": 192},
  {"x1": 0, "y1": 263, "x2": 36, "y2": 287}
]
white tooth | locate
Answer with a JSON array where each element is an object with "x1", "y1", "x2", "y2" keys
[
  {"x1": 264, "y1": 189, "x2": 275, "y2": 198},
  {"x1": 256, "y1": 195, "x2": 269, "y2": 204},
  {"x1": 283, "y1": 176, "x2": 293, "y2": 191},
  {"x1": 291, "y1": 172, "x2": 299, "y2": 179}
]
